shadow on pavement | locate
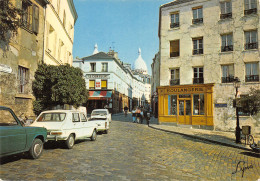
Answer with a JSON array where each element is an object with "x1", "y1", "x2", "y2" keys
[
  {"x1": 0, "y1": 153, "x2": 27, "y2": 165},
  {"x1": 240, "y1": 151, "x2": 260, "y2": 158}
]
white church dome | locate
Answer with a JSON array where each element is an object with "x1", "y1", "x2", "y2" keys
[{"x1": 133, "y1": 48, "x2": 148, "y2": 74}]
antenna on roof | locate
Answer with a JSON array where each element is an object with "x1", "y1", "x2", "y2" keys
[{"x1": 112, "y1": 42, "x2": 115, "y2": 50}]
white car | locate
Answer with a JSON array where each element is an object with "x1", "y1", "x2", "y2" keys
[
  {"x1": 30, "y1": 110, "x2": 98, "y2": 149},
  {"x1": 91, "y1": 109, "x2": 111, "y2": 123},
  {"x1": 89, "y1": 116, "x2": 109, "y2": 134}
]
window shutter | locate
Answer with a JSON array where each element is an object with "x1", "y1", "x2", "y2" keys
[{"x1": 32, "y1": 5, "x2": 39, "y2": 34}]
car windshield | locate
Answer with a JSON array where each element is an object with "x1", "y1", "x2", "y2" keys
[
  {"x1": 89, "y1": 117, "x2": 107, "y2": 121},
  {"x1": 91, "y1": 111, "x2": 107, "y2": 115},
  {"x1": 37, "y1": 113, "x2": 66, "y2": 122}
]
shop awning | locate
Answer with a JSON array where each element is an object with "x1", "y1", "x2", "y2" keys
[{"x1": 88, "y1": 91, "x2": 112, "y2": 100}]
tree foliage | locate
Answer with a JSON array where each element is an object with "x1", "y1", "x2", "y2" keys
[
  {"x1": 0, "y1": 0, "x2": 22, "y2": 42},
  {"x1": 240, "y1": 87, "x2": 260, "y2": 116},
  {"x1": 32, "y1": 64, "x2": 88, "y2": 115}
]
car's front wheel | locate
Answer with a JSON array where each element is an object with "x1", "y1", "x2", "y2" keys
[
  {"x1": 104, "y1": 129, "x2": 108, "y2": 134},
  {"x1": 90, "y1": 129, "x2": 97, "y2": 141},
  {"x1": 29, "y1": 138, "x2": 43, "y2": 159},
  {"x1": 65, "y1": 134, "x2": 75, "y2": 149}
]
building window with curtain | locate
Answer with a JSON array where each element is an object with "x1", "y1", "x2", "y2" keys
[
  {"x1": 90, "y1": 63, "x2": 96, "y2": 72},
  {"x1": 18, "y1": 66, "x2": 29, "y2": 94},
  {"x1": 193, "y1": 37, "x2": 203, "y2": 55},
  {"x1": 193, "y1": 67, "x2": 204, "y2": 84},
  {"x1": 220, "y1": 1, "x2": 232, "y2": 19},
  {"x1": 168, "y1": 95, "x2": 177, "y2": 115},
  {"x1": 102, "y1": 63, "x2": 108, "y2": 72},
  {"x1": 170, "y1": 40, "x2": 180, "y2": 57},
  {"x1": 244, "y1": 0, "x2": 257, "y2": 15},
  {"x1": 222, "y1": 64, "x2": 234, "y2": 83},
  {"x1": 193, "y1": 94, "x2": 204, "y2": 115},
  {"x1": 192, "y1": 6, "x2": 203, "y2": 24},
  {"x1": 245, "y1": 30, "x2": 258, "y2": 50},
  {"x1": 170, "y1": 12, "x2": 179, "y2": 28},
  {"x1": 245, "y1": 62, "x2": 259, "y2": 82},
  {"x1": 89, "y1": 80, "x2": 95, "y2": 89},
  {"x1": 221, "y1": 33, "x2": 233, "y2": 52},
  {"x1": 170, "y1": 68, "x2": 180, "y2": 85},
  {"x1": 101, "y1": 80, "x2": 107, "y2": 89}
]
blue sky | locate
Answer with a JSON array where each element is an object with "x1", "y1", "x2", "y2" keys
[{"x1": 73, "y1": 0, "x2": 171, "y2": 74}]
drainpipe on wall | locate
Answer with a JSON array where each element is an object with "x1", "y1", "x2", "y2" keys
[{"x1": 42, "y1": 3, "x2": 48, "y2": 64}]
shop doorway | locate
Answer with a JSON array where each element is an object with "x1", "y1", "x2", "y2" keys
[{"x1": 178, "y1": 99, "x2": 191, "y2": 125}]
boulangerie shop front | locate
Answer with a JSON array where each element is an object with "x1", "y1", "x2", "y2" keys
[{"x1": 157, "y1": 84, "x2": 214, "y2": 129}]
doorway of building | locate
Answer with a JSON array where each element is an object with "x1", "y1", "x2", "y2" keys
[{"x1": 178, "y1": 99, "x2": 191, "y2": 125}]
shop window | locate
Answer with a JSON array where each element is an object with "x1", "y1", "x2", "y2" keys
[
  {"x1": 90, "y1": 63, "x2": 96, "y2": 72},
  {"x1": 193, "y1": 67, "x2": 204, "y2": 84},
  {"x1": 220, "y1": 1, "x2": 232, "y2": 19},
  {"x1": 222, "y1": 64, "x2": 234, "y2": 83},
  {"x1": 192, "y1": 6, "x2": 203, "y2": 24},
  {"x1": 221, "y1": 33, "x2": 233, "y2": 52},
  {"x1": 193, "y1": 94, "x2": 204, "y2": 115},
  {"x1": 170, "y1": 40, "x2": 180, "y2": 57},
  {"x1": 244, "y1": 0, "x2": 257, "y2": 15},
  {"x1": 192, "y1": 37, "x2": 203, "y2": 55},
  {"x1": 89, "y1": 80, "x2": 95, "y2": 89},
  {"x1": 245, "y1": 62, "x2": 259, "y2": 82},
  {"x1": 101, "y1": 80, "x2": 107, "y2": 89},
  {"x1": 102, "y1": 63, "x2": 108, "y2": 72},
  {"x1": 168, "y1": 95, "x2": 177, "y2": 115},
  {"x1": 244, "y1": 30, "x2": 258, "y2": 50},
  {"x1": 170, "y1": 68, "x2": 180, "y2": 85},
  {"x1": 18, "y1": 66, "x2": 29, "y2": 94},
  {"x1": 170, "y1": 12, "x2": 179, "y2": 28}
]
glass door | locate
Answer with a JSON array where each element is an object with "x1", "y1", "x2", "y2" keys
[{"x1": 178, "y1": 99, "x2": 191, "y2": 125}]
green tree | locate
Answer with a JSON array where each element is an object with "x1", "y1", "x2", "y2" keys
[
  {"x1": 32, "y1": 64, "x2": 88, "y2": 115},
  {"x1": 240, "y1": 87, "x2": 260, "y2": 116}
]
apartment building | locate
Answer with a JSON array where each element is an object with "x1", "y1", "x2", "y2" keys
[{"x1": 158, "y1": 0, "x2": 259, "y2": 132}]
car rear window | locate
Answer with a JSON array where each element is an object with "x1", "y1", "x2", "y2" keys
[
  {"x1": 89, "y1": 117, "x2": 107, "y2": 121},
  {"x1": 37, "y1": 113, "x2": 66, "y2": 122},
  {"x1": 92, "y1": 111, "x2": 107, "y2": 115}
]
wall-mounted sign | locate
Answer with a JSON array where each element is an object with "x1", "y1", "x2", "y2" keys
[
  {"x1": 215, "y1": 103, "x2": 227, "y2": 108},
  {"x1": 0, "y1": 64, "x2": 12, "y2": 73},
  {"x1": 95, "y1": 81, "x2": 101, "y2": 89},
  {"x1": 85, "y1": 74, "x2": 110, "y2": 79},
  {"x1": 167, "y1": 87, "x2": 204, "y2": 94}
]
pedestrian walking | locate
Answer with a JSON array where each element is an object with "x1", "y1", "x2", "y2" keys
[
  {"x1": 135, "y1": 107, "x2": 141, "y2": 123},
  {"x1": 132, "y1": 108, "x2": 137, "y2": 123}
]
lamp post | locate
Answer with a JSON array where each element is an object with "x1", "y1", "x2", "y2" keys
[{"x1": 234, "y1": 77, "x2": 241, "y2": 144}]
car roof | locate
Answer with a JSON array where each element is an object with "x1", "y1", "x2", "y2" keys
[
  {"x1": 92, "y1": 109, "x2": 108, "y2": 112},
  {"x1": 40, "y1": 110, "x2": 84, "y2": 114}
]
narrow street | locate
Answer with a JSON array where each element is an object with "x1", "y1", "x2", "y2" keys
[{"x1": 0, "y1": 114, "x2": 259, "y2": 181}]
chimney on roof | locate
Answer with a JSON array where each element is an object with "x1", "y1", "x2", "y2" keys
[{"x1": 108, "y1": 49, "x2": 118, "y2": 59}]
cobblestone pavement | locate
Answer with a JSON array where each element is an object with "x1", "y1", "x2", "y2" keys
[{"x1": 0, "y1": 114, "x2": 259, "y2": 181}]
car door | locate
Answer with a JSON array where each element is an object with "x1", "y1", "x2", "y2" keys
[
  {"x1": 72, "y1": 113, "x2": 82, "y2": 139},
  {"x1": 0, "y1": 108, "x2": 26, "y2": 155},
  {"x1": 80, "y1": 113, "x2": 92, "y2": 137}
]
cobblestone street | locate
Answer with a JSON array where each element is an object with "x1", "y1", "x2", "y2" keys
[{"x1": 0, "y1": 114, "x2": 259, "y2": 181}]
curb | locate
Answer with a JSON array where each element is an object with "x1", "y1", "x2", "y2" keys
[{"x1": 149, "y1": 125, "x2": 253, "y2": 152}]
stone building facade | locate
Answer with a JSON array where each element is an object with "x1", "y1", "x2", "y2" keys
[
  {"x1": 158, "y1": 0, "x2": 260, "y2": 134},
  {"x1": 0, "y1": 0, "x2": 48, "y2": 118}
]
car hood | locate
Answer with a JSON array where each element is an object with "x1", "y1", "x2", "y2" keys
[{"x1": 30, "y1": 121, "x2": 63, "y2": 130}]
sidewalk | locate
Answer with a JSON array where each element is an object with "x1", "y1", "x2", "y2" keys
[{"x1": 148, "y1": 116, "x2": 260, "y2": 152}]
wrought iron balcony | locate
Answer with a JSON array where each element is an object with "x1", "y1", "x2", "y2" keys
[
  {"x1": 192, "y1": 18, "x2": 203, "y2": 24},
  {"x1": 220, "y1": 13, "x2": 232, "y2": 19},
  {"x1": 193, "y1": 77, "x2": 204, "y2": 84},
  {"x1": 170, "y1": 52, "x2": 180, "y2": 57},
  {"x1": 244, "y1": 8, "x2": 257, "y2": 15},
  {"x1": 245, "y1": 75, "x2": 259, "y2": 82},
  {"x1": 193, "y1": 49, "x2": 203, "y2": 55},
  {"x1": 169, "y1": 79, "x2": 180, "y2": 86},
  {"x1": 245, "y1": 42, "x2": 258, "y2": 50},
  {"x1": 221, "y1": 45, "x2": 233, "y2": 52},
  {"x1": 222, "y1": 76, "x2": 234, "y2": 83},
  {"x1": 170, "y1": 22, "x2": 180, "y2": 28}
]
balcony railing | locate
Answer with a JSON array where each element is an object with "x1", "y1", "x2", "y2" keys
[
  {"x1": 221, "y1": 45, "x2": 233, "y2": 52},
  {"x1": 193, "y1": 49, "x2": 203, "y2": 55},
  {"x1": 170, "y1": 79, "x2": 180, "y2": 86},
  {"x1": 244, "y1": 8, "x2": 257, "y2": 15},
  {"x1": 245, "y1": 75, "x2": 259, "y2": 82},
  {"x1": 170, "y1": 52, "x2": 180, "y2": 57},
  {"x1": 192, "y1": 18, "x2": 203, "y2": 24},
  {"x1": 170, "y1": 22, "x2": 180, "y2": 28},
  {"x1": 222, "y1": 76, "x2": 234, "y2": 83},
  {"x1": 245, "y1": 42, "x2": 258, "y2": 50},
  {"x1": 220, "y1": 13, "x2": 232, "y2": 19},
  {"x1": 193, "y1": 77, "x2": 204, "y2": 84}
]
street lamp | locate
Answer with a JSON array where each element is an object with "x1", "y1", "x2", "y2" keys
[{"x1": 234, "y1": 77, "x2": 241, "y2": 143}]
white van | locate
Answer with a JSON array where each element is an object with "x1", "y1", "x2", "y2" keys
[{"x1": 30, "y1": 110, "x2": 98, "y2": 149}]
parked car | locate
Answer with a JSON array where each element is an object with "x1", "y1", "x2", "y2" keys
[
  {"x1": 0, "y1": 106, "x2": 47, "y2": 159},
  {"x1": 89, "y1": 116, "x2": 109, "y2": 134},
  {"x1": 30, "y1": 110, "x2": 98, "y2": 149},
  {"x1": 91, "y1": 109, "x2": 111, "y2": 123}
]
